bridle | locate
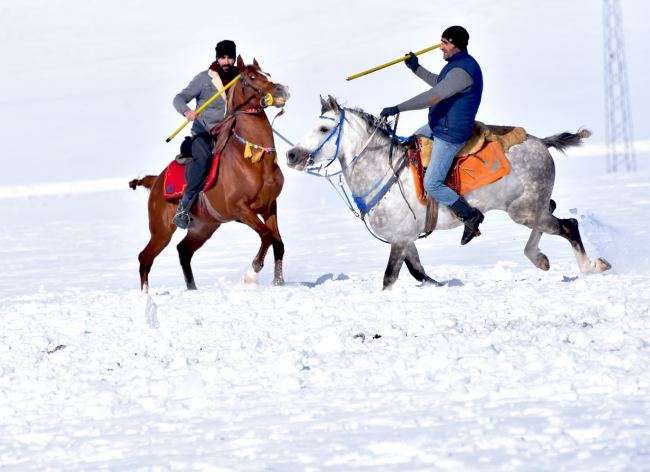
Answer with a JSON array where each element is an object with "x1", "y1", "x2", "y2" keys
[
  {"x1": 239, "y1": 70, "x2": 274, "y2": 110},
  {"x1": 306, "y1": 109, "x2": 383, "y2": 178},
  {"x1": 305, "y1": 110, "x2": 346, "y2": 175},
  {"x1": 303, "y1": 110, "x2": 420, "y2": 243}
]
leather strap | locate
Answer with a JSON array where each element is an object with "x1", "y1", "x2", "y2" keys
[{"x1": 424, "y1": 195, "x2": 439, "y2": 236}]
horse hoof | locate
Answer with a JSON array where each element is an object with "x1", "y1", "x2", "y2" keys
[
  {"x1": 423, "y1": 278, "x2": 443, "y2": 287},
  {"x1": 538, "y1": 254, "x2": 550, "y2": 271},
  {"x1": 596, "y1": 257, "x2": 612, "y2": 272},
  {"x1": 583, "y1": 257, "x2": 612, "y2": 274},
  {"x1": 273, "y1": 278, "x2": 285, "y2": 287},
  {"x1": 244, "y1": 268, "x2": 259, "y2": 284}
]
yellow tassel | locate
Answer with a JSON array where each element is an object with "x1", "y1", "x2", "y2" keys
[
  {"x1": 273, "y1": 151, "x2": 277, "y2": 164},
  {"x1": 251, "y1": 150, "x2": 264, "y2": 164},
  {"x1": 244, "y1": 142, "x2": 252, "y2": 159}
]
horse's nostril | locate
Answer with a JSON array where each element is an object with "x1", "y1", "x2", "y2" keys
[{"x1": 288, "y1": 152, "x2": 295, "y2": 160}]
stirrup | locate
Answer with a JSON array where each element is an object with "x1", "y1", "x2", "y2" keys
[
  {"x1": 460, "y1": 211, "x2": 484, "y2": 245},
  {"x1": 173, "y1": 205, "x2": 190, "y2": 230}
]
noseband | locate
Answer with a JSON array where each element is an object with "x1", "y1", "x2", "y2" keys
[
  {"x1": 305, "y1": 109, "x2": 345, "y2": 174},
  {"x1": 305, "y1": 109, "x2": 382, "y2": 178},
  {"x1": 240, "y1": 72, "x2": 274, "y2": 109}
]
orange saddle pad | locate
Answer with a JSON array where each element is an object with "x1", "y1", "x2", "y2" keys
[
  {"x1": 446, "y1": 141, "x2": 510, "y2": 195},
  {"x1": 408, "y1": 140, "x2": 511, "y2": 204}
]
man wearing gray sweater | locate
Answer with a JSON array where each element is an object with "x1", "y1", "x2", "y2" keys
[
  {"x1": 381, "y1": 26, "x2": 485, "y2": 245},
  {"x1": 172, "y1": 40, "x2": 239, "y2": 230}
]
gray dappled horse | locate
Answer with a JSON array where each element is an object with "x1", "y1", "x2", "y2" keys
[{"x1": 286, "y1": 96, "x2": 611, "y2": 290}]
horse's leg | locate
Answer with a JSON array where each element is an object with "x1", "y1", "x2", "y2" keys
[
  {"x1": 138, "y1": 211, "x2": 176, "y2": 294},
  {"x1": 404, "y1": 242, "x2": 441, "y2": 286},
  {"x1": 512, "y1": 201, "x2": 611, "y2": 275},
  {"x1": 177, "y1": 223, "x2": 220, "y2": 290},
  {"x1": 524, "y1": 199, "x2": 556, "y2": 271},
  {"x1": 261, "y1": 200, "x2": 285, "y2": 286},
  {"x1": 383, "y1": 242, "x2": 409, "y2": 291},
  {"x1": 557, "y1": 217, "x2": 611, "y2": 274},
  {"x1": 231, "y1": 202, "x2": 275, "y2": 284}
]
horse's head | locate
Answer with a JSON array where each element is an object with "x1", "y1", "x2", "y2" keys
[
  {"x1": 231, "y1": 55, "x2": 290, "y2": 110},
  {"x1": 286, "y1": 95, "x2": 343, "y2": 171}
]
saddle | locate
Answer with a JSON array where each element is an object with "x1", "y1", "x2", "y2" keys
[
  {"x1": 163, "y1": 152, "x2": 222, "y2": 200},
  {"x1": 163, "y1": 96, "x2": 269, "y2": 200},
  {"x1": 165, "y1": 121, "x2": 231, "y2": 200},
  {"x1": 407, "y1": 121, "x2": 526, "y2": 233}
]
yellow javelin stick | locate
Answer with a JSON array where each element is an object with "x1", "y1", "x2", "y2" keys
[
  {"x1": 346, "y1": 43, "x2": 442, "y2": 81},
  {"x1": 166, "y1": 74, "x2": 241, "y2": 143}
]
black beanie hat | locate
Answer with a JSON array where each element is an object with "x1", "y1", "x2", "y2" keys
[
  {"x1": 442, "y1": 26, "x2": 469, "y2": 50},
  {"x1": 216, "y1": 40, "x2": 236, "y2": 58}
]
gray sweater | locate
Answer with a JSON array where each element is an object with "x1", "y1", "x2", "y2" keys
[
  {"x1": 173, "y1": 70, "x2": 228, "y2": 134},
  {"x1": 397, "y1": 65, "x2": 473, "y2": 112}
]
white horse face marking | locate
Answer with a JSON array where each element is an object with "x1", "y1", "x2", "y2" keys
[
  {"x1": 258, "y1": 71, "x2": 273, "y2": 83},
  {"x1": 258, "y1": 71, "x2": 290, "y2": 100},
  {"x1": 246, "y1": 66, "x2": 290, "y2": 108}
]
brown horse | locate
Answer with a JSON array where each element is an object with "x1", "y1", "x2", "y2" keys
[{"x1": 129, "y1": 56, "x2": 290, "y2": 293}]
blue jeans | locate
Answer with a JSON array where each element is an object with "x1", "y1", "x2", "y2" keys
[
  {"x1": 417, "y1": 124, "x2": 465, "y2": 207},
  {"x1": 181, "y1": 122, "x2": 214, "y2": 208}
]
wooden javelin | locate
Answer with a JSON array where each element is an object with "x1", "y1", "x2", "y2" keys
[{"x1": 346, "y1": 43, "x2": 442, "y2": 81}]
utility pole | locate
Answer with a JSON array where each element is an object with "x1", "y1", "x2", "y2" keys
[{"x1": 603, "y1": 0, "x2": 636, "y2": 172}]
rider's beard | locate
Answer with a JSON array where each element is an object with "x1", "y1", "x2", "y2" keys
[{"x1": 217, "y1": 62, "x2": 238, "y2": 83}]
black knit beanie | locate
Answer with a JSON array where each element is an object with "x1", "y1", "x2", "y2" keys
[
  {"x1": 442, "y1": 26, "x2": 469, "y2": 50},
  {"x1": 216, "y1": 40, "x2": 236, "y2": 59}
]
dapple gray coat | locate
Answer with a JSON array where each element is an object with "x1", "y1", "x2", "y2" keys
[{"x1": 287, "y1": 96, "x2": 610, "y2": 290}]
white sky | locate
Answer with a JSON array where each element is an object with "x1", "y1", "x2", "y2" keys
[{"x1": 1, "y1": 0, "x2": 648, "y2": 186}]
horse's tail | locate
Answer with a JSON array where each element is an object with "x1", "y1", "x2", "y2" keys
[
  {"x1": 128, "y1": 175, "x2": 157, "y2": 191},
  {"x1": 542, "y1": 128, "x2": 592, "y2": 155}
]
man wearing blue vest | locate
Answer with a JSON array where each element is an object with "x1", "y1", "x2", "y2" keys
[{"x1": 381, "y1": 26, "x2": 484, "y2": 245}]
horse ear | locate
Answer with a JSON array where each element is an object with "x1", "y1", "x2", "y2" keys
[
  {"x1": 237, "y1": 55, "x2": 245, "y2": 73},
  {"x1": 253, "y1": 58, "x2": 260, "y2": 68},
  {"x1": 327, "y1": 95, "x2": 340, "y2": 113},
  {"x1": 320, "y1": 95, "x2": 330, "y2": 114}
]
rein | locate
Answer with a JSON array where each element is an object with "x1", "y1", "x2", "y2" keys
[
  {"x1": 304, "y1": 110, "x2": 430, "y2": 244},
  {"x1": 306, "y1": 112, "x2": 382, "y2": 179}
]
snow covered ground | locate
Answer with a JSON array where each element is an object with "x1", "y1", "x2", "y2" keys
[
  {"x1": 2, "y1": 0, "x2": 649, "y2": 468},
  {"x1": 1, "y1": 153, "x2": 649, "y2": 470}
]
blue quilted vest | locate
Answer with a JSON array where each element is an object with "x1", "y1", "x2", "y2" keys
[{"x1": 428, "y1": 49, "x2": 483, "y2": 143}]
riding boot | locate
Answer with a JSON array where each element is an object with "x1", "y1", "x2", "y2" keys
[
  {"x1": 172, "y1": 200, "x2": 190, "y2": 230},
  {"x1": 449, "y1": 197, "x2": 484, "y2": 245}
]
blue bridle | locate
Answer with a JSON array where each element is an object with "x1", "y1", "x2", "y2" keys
[
  {"x1": 305, "y1": 109, "x2": 374, "y2": 180},
  {"x1": 305, "y1": 110, "x2": 346, "y2": 176},
  {"x1": 301, "y1": 110, "x2": 426, "y2": 244}
]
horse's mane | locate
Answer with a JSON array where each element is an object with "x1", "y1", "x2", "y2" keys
[{"x1": 344, "y1": 107, "x2": 405, "y2": 146}]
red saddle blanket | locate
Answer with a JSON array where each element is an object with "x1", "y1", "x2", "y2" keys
[{"x1": 163, "y1": 153, "x2": 221, "y2": 200}]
